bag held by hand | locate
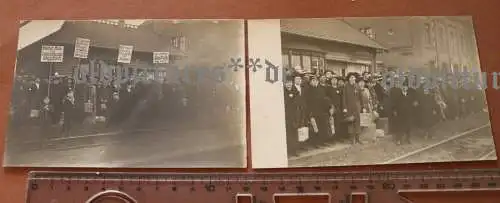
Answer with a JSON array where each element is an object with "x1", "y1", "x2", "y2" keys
[
  {"x1": 298, "y1": 126, "x2": 309, "y2": 142},
  {"x1": 360, "y1": 112, "x2": 372, "y2": 127}
]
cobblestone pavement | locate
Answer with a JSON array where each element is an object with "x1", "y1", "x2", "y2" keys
[{"x1": 289, "y1": 112, "x2": 495, "y2": 167}]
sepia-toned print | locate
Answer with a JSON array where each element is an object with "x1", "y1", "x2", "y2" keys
[
  {"x1": 4, "y1": 19, "x2": 246, "y2": 168},
  {"x1": 248, "y1": 17, "x2": 496, "y2": 168}
]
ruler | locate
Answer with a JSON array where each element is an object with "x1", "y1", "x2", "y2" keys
[{"x1": 27, "y1": 169, "x2": 500, "y2": 203}]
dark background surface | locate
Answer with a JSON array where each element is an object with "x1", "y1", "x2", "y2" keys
[{"x1": 0, "y1": 0, "x2": 499, "y2": 202}]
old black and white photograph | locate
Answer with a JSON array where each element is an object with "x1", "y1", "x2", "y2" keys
[
  {"x1": 4, "y1": 19, "x2": 247, "y2": 168},
  {"x1": 248, "y1": 17, "x2": 496, "y2": 168}
]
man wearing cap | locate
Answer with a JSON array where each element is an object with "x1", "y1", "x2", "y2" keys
[{"x1": 390, "y1": 78, "x2": 417, "y2": 144}]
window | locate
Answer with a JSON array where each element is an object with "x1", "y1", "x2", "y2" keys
[
  {"x1": 449, "y1": 31, "x2": 455, "y2": 55},
  {"x1": 319, "y1": 57, "x2": 325, "y2": 70},
  {"x1": 424, "y1": 23, "x2": 432, "y2": 45},
  {"x1": 283, "y1": 49, "x2": 325, "y2": 73},
  {"x1": 171, "y1": 36, "x2": 188, "y2": 51},
  {"x1": 302, "y1": 55, "x2": 311, "y2": 73},
  {"x1": 179, "y1": 36, "x2": 187, "y2": 51},
  {"x1": 282, "y1": 53, "x2": 290, "y2": 70},
  {"x1": 311, "y1": 56, "x2": 320, "y2": 69},
  {"x1": 171, "y1": 37, "x2": 178, "y2": 48},
  {"x1": 460, "y1": 34, "x2": 466, "y2": 53},
  {"x1": 439, "y1": 26, "x2": 445, "y2": 48},
  {"x1": 291, "y1": 54, "x2": 301, "y2": 70},
  {"x1": 365, "y1": 28, "x2": 375, "y2": 39}
]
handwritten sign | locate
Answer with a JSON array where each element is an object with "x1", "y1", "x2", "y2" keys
[
  {"x1": 74, "y1": 38, "x2": 90, "y2": 59},
  {"x1": 153, "y1": 52, "x2": 169, "y2": 64},
  {"x1": 40, "y1": 45, "x2": 64, "y2": 62},
  {"x1": 117, "y1": 45, "x2": 134, "y2": 64}
]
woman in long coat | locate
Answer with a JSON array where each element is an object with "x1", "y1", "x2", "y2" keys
[
  {"x1": 419, "y1": 87, "x2": 440, "y2": 139},
  {"x1": 342, "y1": 72, "x2": 362, "y2": 144},
  {"x1": 326, "y1": 77, "x2": 343, "y2": 142}
]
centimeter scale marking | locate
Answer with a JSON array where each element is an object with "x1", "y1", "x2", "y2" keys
[{"x1": 27, "y1": 169, "x2": 500, "y2": 203}]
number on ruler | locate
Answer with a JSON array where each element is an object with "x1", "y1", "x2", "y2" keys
[
  {"x1": 402, "y1": 184, "x2": 412, "y2": 189},
  {"x1": 205, "y1": 184, "x2": 216, "y2": 192},
  {"x1": 471, "y1": 182, "x2": 480, "y2": 188},
  {"x1": 488, "y1": 182, "x2": 497, "y2": 187},
  {"x1": 296, "y1": 185, "x2": 305, "y2": 193},
  {"x1": 436, "y1": 183, "x2": 446, "y2": 189},
  {"x1": 419, "y1": 184, "x2": 429, "y2": 189},
  {"x1": 382, "y1": 182, "x2": 395, "y2": 190},
  {"x1": 453, "y1": 183, "x2": 463, "y2": 188},
  {"x1": 31, "y1": 183, "x2": 38, "y2": 190}
]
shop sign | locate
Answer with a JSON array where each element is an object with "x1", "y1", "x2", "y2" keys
[
  {"x1": 153, "y1": 52, "x2": 169, "y2": 64},
  {"x1": 74, "y1": 38, "x2": 91, "y2": 59},
  {"x1": 117, "y1": 45, "x2": 134, "y2": 64},
  {"x1": 40, "y1": 45, "x2": 64, "y2": 62}
]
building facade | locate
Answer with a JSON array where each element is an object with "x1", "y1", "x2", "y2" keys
[
  {"x1": 344, "y1": 16, "x2": 481, "y2": 74},
  {"x1": 16, "y1": 20, "x2": 244, "y2": 85},
  {"x1": 280, "y1": 19, "x2": 386, "y2": 76}
]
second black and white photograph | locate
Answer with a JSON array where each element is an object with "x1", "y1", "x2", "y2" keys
[
  {"x1": 248, "y1": 17, "x2": 496, "y2": 168},
  {"x1": 4, "y1": 19, "x2": 247, "y2": 168}
]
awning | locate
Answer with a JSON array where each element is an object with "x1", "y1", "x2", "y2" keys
[{"x1": 17, "y1": 20, "x2": 65, "y2": 51}]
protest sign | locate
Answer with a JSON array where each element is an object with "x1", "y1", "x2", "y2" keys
[
  {"x1": 40, "y1": 45, "x2": 64, "y2": 62},
  {"x1": 117, "y1": 45, "x2": 134, "y2": 64},
  {"x1": 74, "y1": 38, "x2": 90, "y2": 59},
  {"x1": 153, "y1": 52, "x2": 169, "y2": 64}
]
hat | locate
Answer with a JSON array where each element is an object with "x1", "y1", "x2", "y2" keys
[
  {"x1": 355, "y1": 77, "x2": 365, "y2": 83},
  {"x1": 345, "y1": 72, "x2": 359, "y2": 81},
  {"x1": 292, "y1": 72, "x2": 304, "y2": 78}
]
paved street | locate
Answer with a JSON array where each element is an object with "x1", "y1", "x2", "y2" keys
[
  {"x1": 289, "y1": 112, "x2": 495, "y2": 167},
  {"x1": 4, "y1": 121, "x2": 246, "y2": 168}
]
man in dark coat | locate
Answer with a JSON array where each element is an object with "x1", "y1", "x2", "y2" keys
[
  {"x1": 391, "y1": 83, "x2": 418, "y2": 145},
  {"x1": 284, "y1": 78, "x2": 301, "y2": 156},
  {"x1": 418, "y1": 87, "x2": 440, "y2": 139},
  {"x1": 26, "y1": 78, "x2": 47, "y2": 125},
  {"x1": 61, "y1": 90, "x2": 76, "y2": 136},
  {"x1": 106, "y1": 91, "x2": 120, "y2": 127},
  {"x1": 292, "y1": 74, "x2": 307, "y2": 129},
  {"x1": 118, "y1": 82, "x2": 135, "y2": 123},
  {"x1": 305, "y1": 76, "x2": 332, "y2": 146}
]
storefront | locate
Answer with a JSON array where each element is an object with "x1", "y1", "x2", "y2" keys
[{"x1": 280, "y1": 19, "x2": 387, "y2": 77}]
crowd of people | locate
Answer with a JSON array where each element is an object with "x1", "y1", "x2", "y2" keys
[
  {"x1": 283, "y1": 69, "x2": 487, "y2": 157},
  {"x1": 10, "y1": 70, "x2": 243, "y2": 137}
]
